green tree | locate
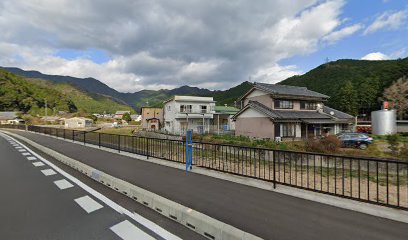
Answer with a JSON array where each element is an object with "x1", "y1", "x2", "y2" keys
[
  {"x1": 335, "y1": 81, "x2": 358, "y2": 115},
  {"x1": 383, "y1": 76, "x2": 408, "y2": 120},
  {"x1": 357, "y1": 77, "x2": 380, "y2": 114},
  {"x1": 122, "y1": 112, "x2": 132, "y2": 122}
]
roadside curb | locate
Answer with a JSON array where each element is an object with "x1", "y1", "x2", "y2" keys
[{"x1": 3, "y1": 130, "x2": 263, "y2": 240}]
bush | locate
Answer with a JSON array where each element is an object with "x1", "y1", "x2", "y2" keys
[
  {"x1": 399, "y1": 143, "x2": 408, "y2": 161},
  {"x1": 305, "y1": 135, "x2": 341, "y2": 153}
]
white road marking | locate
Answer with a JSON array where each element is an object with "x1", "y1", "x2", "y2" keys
[
  {"x1": 110, "y1": 220, "x2": 155, "y2": 240},
  {"x1": 32, "y1": 162, "x2": 45, "y2": 167},
  {"x1": 1, "y1": 133, "x2": 181, "y2": 240},
  {"x1": 22, "y1": 152, "x2": 31, "y2": 156},
  {"x1": 18, "y1": 149, "x2": 26, "y2": 152},
  {"x1": 27, "y1": 157, "x2": 37, "y2": 161},
  {"x1": 54, "y1": 179, "x2": 74, "y2": 190},
  {"x1": 74, "y1": 195, "x2": 103, "y2": 213},
  {"x1": 15, "y1": 146, "x2": 22, "y2": 149},
  {"x1": 41, "y1": 169, "x2": 57, "y2": 176}
]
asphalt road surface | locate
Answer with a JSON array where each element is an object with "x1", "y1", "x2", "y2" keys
[
  {"x1": 4, "y1": 130, "x2": 408, "y2": 240},
  {"x1": 0, "y1": 133, "x2": 187, "y2": 240}
]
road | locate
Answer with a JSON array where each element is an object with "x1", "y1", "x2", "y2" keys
[
  {"x1": 3, "y1": 130, "x2": 408, "y2": 240},
  {"x1": 0, "y1": 132, "x2": 200, "y2": 240}
]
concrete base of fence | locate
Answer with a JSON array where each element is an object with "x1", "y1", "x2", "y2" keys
[
  {"x1": 3, "y1": 130, "x2": 263, "y2": 240},
  {"x1": 3, "y1": 129, "x2": 408, "y2": 225}
]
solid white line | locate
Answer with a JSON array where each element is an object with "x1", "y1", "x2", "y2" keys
[
  {"x1": 32, "y1": 162, "x2": 45, "y2": 167},
  {"x1": 54, "y1": 179, "x2": 74, "y2": 190},
  {"x1": 41, "y1": 169, "x2": 57, "y2": 176},
  {"x1": 74, "y1": 195, "x2": 103, "y2": 213},
  {"x1": 27, "y1": 156, "x2": 37, "y2": 161},
  {"x1": 22, "y1": 152, "x2": 31, "y2": 156},
  {"x1": 2, "y1": 133, "x2": 181, "y2": 240},
  {"x1": 110, "y1": 220, "x2": 155, "y2": 240}
]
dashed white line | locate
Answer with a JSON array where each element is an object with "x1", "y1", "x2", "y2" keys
[
  {"x1": 32, "y1": 162, "x2": 45, "y2": 167},
  {"x1": 41, "y1": 169, "x2": 57, "y2": 176},
  {"x1": 15, "y1": 146, "x2": 22, "y2": 149},
  {"x1": 22, "y1": 152, "x2": 31, "y2": 156},
  {"x1": 18, "y1": 149, "x2": 26, "y2": 152},
  {"x1": 27, "y1": 156, "x2": 37, "y2": 161},
  {"x1": 110, "y1": 220, "x2": 155, "y2": 240},
  {"x1": 74, "y1": 195, "x2": 103, "y2": 213},
  {"x1": 54, "y1": 179, "x2": 74, "y2": 190}
]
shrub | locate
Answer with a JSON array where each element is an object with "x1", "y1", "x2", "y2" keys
[
  {"x1": 399, "y1": 143, "x2": 408, "y2": 161},
  {"x1": 305, "y1": 135, "x2": 341, "y2": 153}
]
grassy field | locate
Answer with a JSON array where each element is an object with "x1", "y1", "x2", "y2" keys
[{"x1": 96, "y1": 127, "x2": 139, "y2": 135}]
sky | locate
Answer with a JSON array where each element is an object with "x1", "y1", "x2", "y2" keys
[{"x1": 0, "y1": 0, "x2": 407, "y2": 93}]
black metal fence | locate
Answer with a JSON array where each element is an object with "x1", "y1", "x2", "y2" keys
[{"x1": 2, "y1": 124, "x2": 407, "y2": 210}]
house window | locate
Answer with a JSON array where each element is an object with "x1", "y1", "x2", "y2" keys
[
  {"x1": 281, "y1": 123, "x2": 296, "y2": 137},
  {"x1": 300, "y1": 101, "x2": 317, "y2": 110},
  {"x1": 200, "y1": 105, "x2": 207, "y2": 113},
  {"x1": 167, "y1": 105, "x2": 171, "y2": 111},
  {"x1": 180, "y1": 105, "x2": 192, "y2": 113},
  {"x1": 274, "y1": 100, "x2": 293, "y2": 109}
]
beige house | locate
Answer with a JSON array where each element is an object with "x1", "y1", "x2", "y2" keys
[
  {"x1": 233, "y1": 83, "x2": 354, "y2": 140},
  {"x1": 141, "y1": 107, "x2": 163, "y2": 130},
  {"x1": 64, "y1": 117, "x2": 93, "y2": 129},
  {"x1": 0, "y1": 112, "x2": 20, "y2": 125}
]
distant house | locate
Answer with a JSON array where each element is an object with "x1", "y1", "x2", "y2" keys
[
  {"x1": 131, "y1": 114, "x2": 142, "y2": 121},
  {"x1": 0, "y1": 112, "x2": 20, "y2": 125},
  {"x1": 233, "y1": 83, "x2": 354, "y2": 140},
  {"x1": 64, "y1": 117, "x2": 94, "y2": 129},
  {"x1": 212, "y1": 105, "x2": 239, "y2": 132},
  {"x1": 7, "y1": 118, "x2": 25, "y2": 125},
  {"x1": 141, "y1": 107, "x2": 163, "y2": 130},
  {"x1": 114, "y1": 111, "x2": 131, "y2": 119},
  {"x1": 163, "y1": 96, "x2": 215, "y2": 134}
]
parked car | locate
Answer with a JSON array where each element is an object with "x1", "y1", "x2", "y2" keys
[{"x1": 336, "y1": 133, "x2": 373, "y2": 150}]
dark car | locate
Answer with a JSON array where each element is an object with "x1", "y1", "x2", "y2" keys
[{"x1": 336, "y1": 133, "x2": 373, "y2": 150}]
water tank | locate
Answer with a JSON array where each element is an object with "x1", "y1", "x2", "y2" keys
[{"x1": 371, "y1": 109, "x2": 397, "y2": 135}]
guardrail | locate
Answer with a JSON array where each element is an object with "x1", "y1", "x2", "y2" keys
[{"x1": 2, "y1": 124, "x2": 407, "y2": 210}]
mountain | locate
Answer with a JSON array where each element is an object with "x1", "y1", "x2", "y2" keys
[
  {"x1": 280, "y1": 58, "x2": 408, "y2": 114},
  {"x1": 0, "y1": 69, "x2": 133, "y2": 115},
  {"x1": 2, "y1": 67, "x2": 252, "y2": 111}
]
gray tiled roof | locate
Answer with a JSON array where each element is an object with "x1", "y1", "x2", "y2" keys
[
  {"x1": 323, "y1": 106, "x2": 354, "y2": 119},
  {"x1": 255, "y1": 82, "x2": 329, "y2": 99},
  {"x1": 0, "y1": 111, "x2": 19, "y2": 120}
]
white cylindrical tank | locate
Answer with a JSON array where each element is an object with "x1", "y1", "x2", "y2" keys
[{"x1": 371, "y1": 109, "x2": 397, "y2": 135}]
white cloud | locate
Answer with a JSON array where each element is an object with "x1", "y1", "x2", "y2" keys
[
  {"x1": 0, "y1": 0, "x2": 352, "y2": 91},
  {"x1": 361, "y1": 52, "x2": 390, "y2": 60},
  {"x1": 322, "y1": 24, "x2": 363, "y2": 43},
  {"x1": 364, "y1": 9, "x2": 408, "y2": 35}
]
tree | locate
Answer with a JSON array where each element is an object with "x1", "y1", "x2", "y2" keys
[
  {"x1": 122, "y1": 112, "x2": 132, "y2": 122},
  {"x1": 383, "y1": 76, "x2": 408, "y2": 120},
  {"x1": 357, "y1": 77, "x2": 380, "y2": 115},
  {"x1": 334, "y1": 81, "x2": 358, "y2": 116}
]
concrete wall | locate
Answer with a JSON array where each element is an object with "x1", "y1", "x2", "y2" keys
[
  {"x1": 141, "y1": 108, "x2": 163, "y2": 129},
  {"x1": 235, "y1": 117, "x2": 274, "y2": 139}
]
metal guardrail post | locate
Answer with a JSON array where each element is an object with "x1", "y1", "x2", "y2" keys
[
  {"x1": 83, "y1": 131, "x2": 86, "y2": 145},
  {"x1": 63, "y1": 128, "x2": 65, "y2": 139},
  {"x1": 98, "y1": 132, "x2": 101, "y2": 148},
  {"x1": 118, "y1": 135, "x2": 121, "y2": 153},
  {"x1": 72, "y1": 130, "x2": 75, "y2": 142},
  {"x1": 273, "y1": 151, "x2": 276, "y2": 189},
  {"x1": 147, "y1": 138, "x2": 149, "y2": 159}
]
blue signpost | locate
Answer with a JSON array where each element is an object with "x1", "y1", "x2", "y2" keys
[{"x1": 185, "y1": 129, "x2": 193, "y2": 172}]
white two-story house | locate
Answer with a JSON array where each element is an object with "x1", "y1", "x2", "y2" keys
[{"x1": 163, "y1": 96, "x2": 216, "y2": 134}]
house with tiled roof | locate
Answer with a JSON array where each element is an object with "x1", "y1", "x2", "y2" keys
[{"x1": 233, "y1": 83, "x2": 354, "y2": 140}]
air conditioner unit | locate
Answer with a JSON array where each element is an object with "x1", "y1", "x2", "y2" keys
[{"x1": 275, "y1": 136, "x2": 282, "y2": 143}]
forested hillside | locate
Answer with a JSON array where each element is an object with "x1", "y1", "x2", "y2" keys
[
  {"x1": 280, "y1": 58, "x2": 408, "y2": 115},
  {"x1": 0, "y1": 69, "x2": 132, "y2": 115}
]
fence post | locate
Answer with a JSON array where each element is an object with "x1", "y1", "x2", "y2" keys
[
  {"x1": 72, "y1": 130, "x2": 75, "y2": 142},
  {"x1": 98, "y1": 133, "x2": 101, "y2": 148},
  {"x1": 147, "y1": 138, "x2": 149, "y2": 159},
  {"x1": 118, "y1": 135, "x2": 121, "y2": 153},
  {"x1": 63, "y1": 128, "x2": 65, "y2": 139},
  {"x1": 83, "y1": 131, "x2": 86, "y2": 145},
  {"x1": 273, "y1": 151, "x2": 276, "y2": 189}
]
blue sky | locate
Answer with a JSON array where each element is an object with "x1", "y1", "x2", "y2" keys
[
  {"x1": 1, "y1": 0, "x2": 407, "y2": 92},
  {"x1": 282, "y1": 0, "x2": 408, "y2": 72}
]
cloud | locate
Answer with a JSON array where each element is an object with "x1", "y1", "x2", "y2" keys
[
  {"x1": 322, "y1": 23, "x2": 363, "y2": 43},
  {"x1": 0, "y1": 0, "x2": 351, "y2": 92},
  {"x1": 364, "y1": 9, "x2": 408, "y2": 35},
  {"x1": 361, "y1": 52, "x2": 390, "y2": 60}
]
